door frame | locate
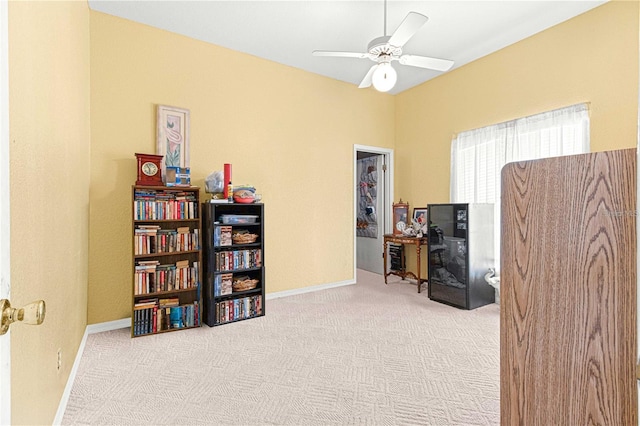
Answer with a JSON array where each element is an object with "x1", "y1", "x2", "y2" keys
[
  {"x1": 353, "y1": 145, "x2": 394, "y2": 277},
  {"x1": 0, "y1": 0, "x2": 11, "y2": 423}
]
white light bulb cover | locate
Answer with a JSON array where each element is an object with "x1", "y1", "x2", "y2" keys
[{"x1": 372, "y1": 62, "x2": 397, "y2": 92}]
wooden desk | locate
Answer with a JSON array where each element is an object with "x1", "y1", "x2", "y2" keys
[{"x1": 383, "y1": 234, "x2": 428, "y2": 293}]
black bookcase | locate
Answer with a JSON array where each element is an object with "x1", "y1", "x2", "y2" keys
[
  {"x1": 427, "y1": 203, "x2": 495, "y2": 310},
  {"x1": 201, "y1": 202, "x2": 265, "y2": 326}
]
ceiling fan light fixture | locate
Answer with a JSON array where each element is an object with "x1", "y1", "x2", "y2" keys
[
  {"x1": 372, "y1": 62, "x2": 397, "y2": 92},
  {"x1": 312, "y1": 3, "x2": 452, "y2": 92}
]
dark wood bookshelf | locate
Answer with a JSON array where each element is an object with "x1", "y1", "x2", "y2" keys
[{"x1": 131, "y1": 185, "x2": 203, "y2": 337}]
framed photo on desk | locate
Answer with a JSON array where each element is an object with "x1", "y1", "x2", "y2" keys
[
  {"x1": 392, "y1": 201, "x2": 409, "y2": 235},
  {"x1": 413, "y1": 207, "x2": 428, "y2": 225}
]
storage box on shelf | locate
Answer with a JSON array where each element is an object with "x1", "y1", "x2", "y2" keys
[
  {"x1": 131, "y1": 185, "x2": 203, "y2": 337},
  {"x1": 201, "y1": 203, "x2": 265, "y2": 326}
]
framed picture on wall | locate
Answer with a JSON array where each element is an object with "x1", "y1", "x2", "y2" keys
[
  {"x1": 392, "y1": 200, "x2": 409, "y2": 235},
  {"x1": 413, "y1": 207, "x2": 428, "y2": 226},
  {"x1": 157, "y1": 105, "x2": 190, "y2": 174}
]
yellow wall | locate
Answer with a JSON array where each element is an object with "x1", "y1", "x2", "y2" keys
[
  {"x1": 8, "y1": 1, "x2": 90, "y2": 424},
  {"x1": 88, "y1": 12, "x2": 395, "y2": 323},
  {"x1": 396, "y1": 1, "x2": 639, "y2": 207},
  {"x1": 88, "y1": 2, "x2": 639, "y2": 323}
]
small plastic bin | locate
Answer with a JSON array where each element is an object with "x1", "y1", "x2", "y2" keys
[{"x1": 220, "y1": 214, "x2": 259, "y2": 225}]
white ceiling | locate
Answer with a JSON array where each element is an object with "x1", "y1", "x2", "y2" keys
[{"x1": 88, "y1": 0, "x2": 607, "y2": 95}]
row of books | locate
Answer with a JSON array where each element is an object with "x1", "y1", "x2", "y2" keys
[
  {"x1": 134, "y1": 225, "x2": 200, "y2": 255},
  {"x1": 215, "y1": 295, "x2": 262, "y2": 325},
  {"x1": 133, "y1": 200, "x2": 198, "y2": 221},
  {"x1": 214, "y1": 249, "x2": 262, "y2": 272},
  {"x1": 134, "y1": 260, "x2": 200, "y2": 295},
  {"x1": 134, "y1": 189, "x2": 196, "y2": 199},
  {"x1": 133, "y1": 188, "x2": 197, "y2": 214},
  {"x1": 133, "y1": 298, "x2": 200, "y2": 336}
]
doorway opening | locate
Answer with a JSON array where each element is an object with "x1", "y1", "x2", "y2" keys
[{"x1": 353, "y1": 145, "x2": 393, "y2": 276}]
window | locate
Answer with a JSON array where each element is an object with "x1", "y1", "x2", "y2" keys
[{"x1": 450, "y1": 103, "x2": 590, "y2": 267}]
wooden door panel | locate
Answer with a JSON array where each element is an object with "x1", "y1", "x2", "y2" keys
[{"x1": 501, "y1": 149, "x2": 637, "y2": 425}]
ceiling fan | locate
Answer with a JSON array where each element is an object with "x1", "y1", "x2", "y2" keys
[{"x1": 312, "y1": 1, "x2": 454, "y2": 92}]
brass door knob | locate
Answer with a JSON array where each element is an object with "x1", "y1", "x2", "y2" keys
[{"x1": 0, "y1": 299, "x2": 46, "y2": 335}]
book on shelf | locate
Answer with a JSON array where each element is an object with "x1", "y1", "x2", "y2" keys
[
  {"x1": 159, "y1": 297, "x2": 180, "y2": 307},
  {"x1": 220, "y1": 226, "x2": 232, "y2": 247},
  {"x1": 137, "y1": 225, "x2": 161, "y2": 230},
  {"x1": 133, "y1": 298, "x2": 159, "y2": 336},
  {"x1": 221, "y1": 273, "x2": 233, "y2": 295},
  {"x1": 214, "y1": 226, "x2": 232, "y2": 247},
  {"x1": 170, "y1": 307, "x2": 184, "y2": 328},
  {"x1": 134, "y1": 299, "x2": 158, "y2": 309},
  {"x1": 214, "y1": 274, "x2": 220, "y2": 296}
]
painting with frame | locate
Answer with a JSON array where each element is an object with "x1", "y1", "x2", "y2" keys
[{"x1": 157, "y1": 105, "x2": 190, "y2": 177}]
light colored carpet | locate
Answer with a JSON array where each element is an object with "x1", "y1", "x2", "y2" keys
[{"x1": 62, "y1": 269, "x2": 500, "y2": 425}]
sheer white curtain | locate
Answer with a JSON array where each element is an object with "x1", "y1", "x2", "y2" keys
[{"x1": 450, "y1": 103, "x2": 590, "y2": 269}]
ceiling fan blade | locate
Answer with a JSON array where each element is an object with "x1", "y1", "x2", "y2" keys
[
  {"x1": 313, "y1": 50, "x2": 369, "y2": 59},
  {"x1": 399, "y1": 54, "x2": 454, "y2": 72},
  {"x1": 388, "y1": 12, "x2": 428, "y2": 48},
  {"x1": 358, "y1": 65, "x2": 377, "y2": 88}
]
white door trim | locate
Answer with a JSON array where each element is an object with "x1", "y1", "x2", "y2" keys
[
  {"x1": 0, "y1": 0, "x2": 11, "y2": 423},
  {"x1": 353, "y1": 144, "x2": 394, "y2": 278}
]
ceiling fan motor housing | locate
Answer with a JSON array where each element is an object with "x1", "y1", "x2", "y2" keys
[{"x1": 367, "y1": 36, "x2": 402, "y2": 60}]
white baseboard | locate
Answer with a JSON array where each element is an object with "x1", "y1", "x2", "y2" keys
[
  {"x1": 265, "y1": 278, "x2": 356, "y2": 300},
  {"x1": 54, "y1": 277, "x2": 353, "y2": 423},
  {"x1": 87, "y1": 318, "x2": 130, "y2": 334},
  {"x1": 52, "y1": 327, "x2": 88, "y2": 425},
  {"x1": 53, "y1": 318, "x2": 130, "y2": 425}
]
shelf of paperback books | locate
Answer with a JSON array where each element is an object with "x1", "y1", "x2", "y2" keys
[
  {"x1": 131, "y1": 185, "x2": 203, "y2": 337},
  {"x1": 202, "y1": 202, "x2": 265, "y2": 327}
]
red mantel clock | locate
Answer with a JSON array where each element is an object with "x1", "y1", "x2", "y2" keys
[{"x1": 135, "y1": 153, "x2": 164, "y2": 186}]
